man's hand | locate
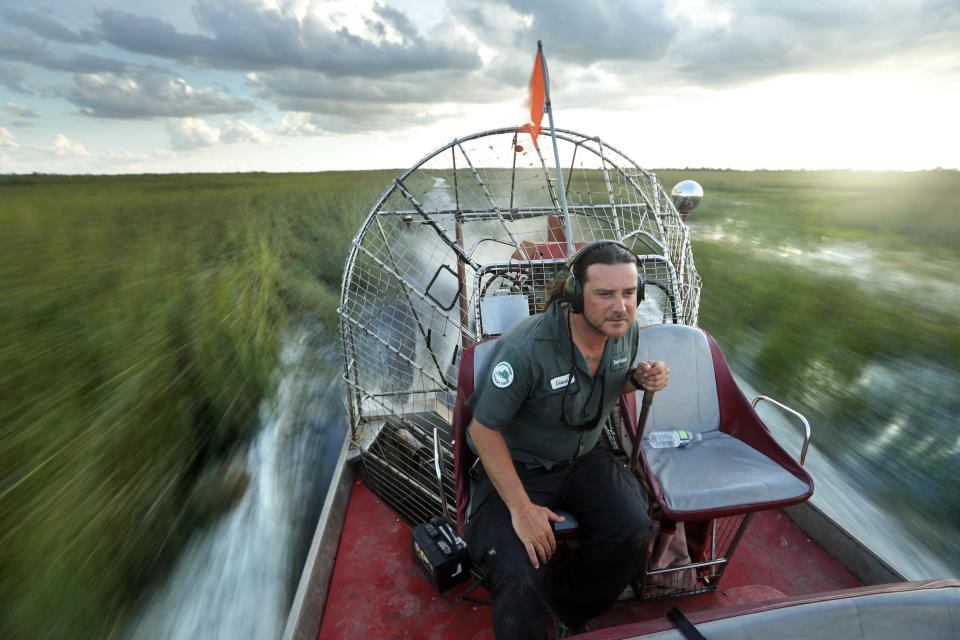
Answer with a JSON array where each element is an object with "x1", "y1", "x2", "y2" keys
[
  {"x1": 471, "y1": 421, "x2": 566, "y2": 568},
  {"x1": 634, "y1": 360, "x2": 669, "y2": 392},
  {"x1": 509, "y1": 502, "x2": 566, "y2": 568}
]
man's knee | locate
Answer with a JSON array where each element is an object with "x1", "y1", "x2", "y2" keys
[
  {"x1": 602, "y1": 510, "x2": 649, "y2": 550},
  {"x1": 590, "y1": 486, "x2": 650, "y2": 548}
]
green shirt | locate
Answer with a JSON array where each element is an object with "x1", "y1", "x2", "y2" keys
[{"x1": 470, "y1": 301, "x2": 639, "y2": 469}]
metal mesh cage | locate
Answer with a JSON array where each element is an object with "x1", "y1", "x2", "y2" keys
[
  {"x1": 338, "y1": 127, "x2": 701, "y2": 526},
  {"x1": 640, "y1": 514, "x2": 750, "y2": 599}
]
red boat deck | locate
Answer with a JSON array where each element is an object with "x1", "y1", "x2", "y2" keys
[{"x1": 317, "y1": 479, "x2": 860, "y2": 639}]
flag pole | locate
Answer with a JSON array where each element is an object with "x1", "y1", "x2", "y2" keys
[{"x1": 537, "y1": 41, "x2": 574, "y2": 257}]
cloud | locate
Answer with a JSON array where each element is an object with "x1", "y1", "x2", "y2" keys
[
  {"x1": 447, "y1": 0, "x2": 960, "y2": 89},
  {"x1": 274, "y1": 108, "x2": 430, "y2": 137},
  {"x1": 492, "y1": 0, "x2": 676, "y2": 63},
  {"x1": 247, "y1": 64, "x2": 510, "y2": 133},
  {"x1": 44, "y1": 133, "x2": 90, "y2": 157},
  {"x1": 0, "y1": 131, "x2": 101, "y2": 171},
  {"x1": 95, "y1": 1, "x2": 482, "y2": 77},
  {"x1": 167, "y1": 117, "x2": 221, "y2": 150},
  {"x1": 248, "y1": 65, "x2": 505, "y2": 105},
  {"x1": 0, "y1": 125, "x2": 19, "y2": 148},
  {"x1": 2, "y1": 8, "x2": 98, "y2": 44},
  {"x1": 93, "y1": 10, "x2": 212, "y2": 64},
  {"x1": 0, "y1": 61, "x2": 31, "y2": 93},
  {"x1": 277, "y1": 112, "x2": 324, "y2": 137},
  {"x1": 3, "y1": 0, "x2": 959, "y2": 168},
  {"x1": 65, "y1": 68, "x2": 254, "y2": 118},
  {"x1": 167, "y1": 117, "x2": 270, "y2": 150},
  {"x1": 282, "y1": 100, "x2": 446, "y2": 133},
  {"x1": 4, "y1": 101, "x2": 38, "y2": 117},
  {"x1": 666, "y1": 1, "x2": 960, "y2": 85},
  {"x1": 261, "y1": 90, "x2": 440, "y2": 133},
  {"x1": 0, "y1": 29, "x2": 129, "y2": 74},
  {"x1": 220, "y1": 119, "x2": 269, "y2": 144},
  {"x1": 59, "y1": 52, "x2": 131, "y2": 74}
]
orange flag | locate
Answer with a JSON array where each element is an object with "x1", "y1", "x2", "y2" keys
[{"x1": 518, "y1": 49, "x2": 545, "y2": 148}]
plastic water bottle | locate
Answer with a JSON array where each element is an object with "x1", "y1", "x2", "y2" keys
[{"x1": 648, "y1": 429, "x2": 702, "y2": 448}]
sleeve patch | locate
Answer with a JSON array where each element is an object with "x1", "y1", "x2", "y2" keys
[{"x1": 491, "y1": 361, "x2": 515, "y2": 388}]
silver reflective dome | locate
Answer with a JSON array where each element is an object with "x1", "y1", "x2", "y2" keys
[{"x1": 670, "y1": 180, "x2": 704, "y2": 214}]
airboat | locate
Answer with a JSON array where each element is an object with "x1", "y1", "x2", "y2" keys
[{"x1": 283, "y1": 127, "x2": 959, "y2": 639}]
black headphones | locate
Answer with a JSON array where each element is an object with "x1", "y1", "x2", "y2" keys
[{"x1": 562, "y1": 240, "x2": 645, "y2": 313}]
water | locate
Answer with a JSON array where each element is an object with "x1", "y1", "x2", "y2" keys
[
  {"x1": 124, "y1": 329, "x2": 345, "y2": 640},
  {"x1": 123, "y1": 177, "x2": 467, "y2": 638},
  {"x1": 746, "y1": 378, "x2": 954, "y2": 579},
  {"x1": 647, "y1": 430, "x2": 702, "y2": 448},
  {"x1": 702, "y1": 226, "x2": 960, "y2": 572}
]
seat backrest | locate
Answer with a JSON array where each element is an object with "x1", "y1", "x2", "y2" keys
[
  {"x1": 632, "y1": 323, "x2": 721, "y2": 434},
  {"x1": 452, "y1": 338, "x2": 498, "y2": 536},
  {"x1": 620, "y1": 322, "x2": 799, "y2": 449},
  {"x1": 453, "y1": 292, "x2": 530, "y2": 535},
  {"x1": 619, "y1": 323, "x2": 814, "y2": 519}
]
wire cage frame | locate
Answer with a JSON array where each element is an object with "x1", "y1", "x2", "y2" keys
[
  {"x1": 639, "y1": 513, "x2": 751, "y2": 599},
  {"x1": 337, "y1": 127, "x2": 702, "y2": 527}
]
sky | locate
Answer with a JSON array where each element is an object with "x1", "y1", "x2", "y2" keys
[{"x1": 1, "y1": 0, "x2": 958, "y2": 174}]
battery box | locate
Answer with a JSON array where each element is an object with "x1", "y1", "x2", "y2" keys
[{"x1": 410, "y1": 516, "x2": 470, "y2": 593}]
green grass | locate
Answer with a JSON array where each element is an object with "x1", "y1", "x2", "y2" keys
[
  {"x1": 0, "y1": 171, "x2": 390, "y2": 639},
  {"x1": 650, "y1": 169, "x2": 960, "y2": 384},
  {"x1": 654, "y1": 169, "x2": 959, "y2": 258}
]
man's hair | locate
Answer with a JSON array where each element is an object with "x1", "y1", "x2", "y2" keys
[{"x1": 543, "y1": 242, "x2": 638, "y2": 310}]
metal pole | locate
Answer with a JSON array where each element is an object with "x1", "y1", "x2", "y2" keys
[
  {"x1": 629, "y1": 389, "x2": 655, "y2": 474},
  {"x1": 538, "y1": 41, "x2": 574, "y2": 257}
]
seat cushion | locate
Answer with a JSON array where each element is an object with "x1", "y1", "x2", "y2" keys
[{"x1": 646, "y1": 431, "x2": 812, "y2": 517}]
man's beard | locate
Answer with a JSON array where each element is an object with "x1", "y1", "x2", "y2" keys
[{"x1": 581, "y1": 309, "x2": 631, "y2": 338}]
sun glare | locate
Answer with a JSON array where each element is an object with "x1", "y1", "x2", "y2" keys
[
  {"x1": 578, "y1": 65, "x2": 958, "y2": 171},
  {"x1": 739, "y1": 70, "x2": 959, "y2": 170}
]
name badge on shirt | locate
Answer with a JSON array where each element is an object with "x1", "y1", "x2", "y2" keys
[
  {"x1": 612, "y1": 353, "x2": 629, "y2": 370},
  {"x1": 550, "y1": 373, "x2": 575, "y2": 390}
]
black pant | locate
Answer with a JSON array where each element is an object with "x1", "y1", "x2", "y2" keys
[{"x1": 464, "y1": 447, "x2": 650, "y2": 640}]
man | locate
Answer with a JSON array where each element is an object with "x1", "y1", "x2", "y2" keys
[{"x1": 465, "y1": 241, "x2": 669, "y2": 639}]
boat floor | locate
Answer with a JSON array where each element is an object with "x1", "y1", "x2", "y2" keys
[{"x1": 317, "y1": 478, "x2": 860, "y2": 639}]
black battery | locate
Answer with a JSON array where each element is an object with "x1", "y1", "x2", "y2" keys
[{"x1": 410, "y1": 515, "x2": 470, "y2": 593}]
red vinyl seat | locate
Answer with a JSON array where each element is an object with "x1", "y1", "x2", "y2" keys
[
  {"x1": 618, "y1": 323, "x2": 815, "y2": 598},
  {"x1": 619, "y1": 323, "x2": 813, "y2": 522}
]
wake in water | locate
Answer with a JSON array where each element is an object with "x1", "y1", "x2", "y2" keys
[
  {"x1": 744, "y1": 376, "x2": 954, "y2": 580},
  {"x1": 125, "y1": 329, "x2": 345, "y2": 640}
]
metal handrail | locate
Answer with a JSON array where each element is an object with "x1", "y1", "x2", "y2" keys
[{"x1": 751, "y1": 395, "x2": 812, "y2": 465}]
